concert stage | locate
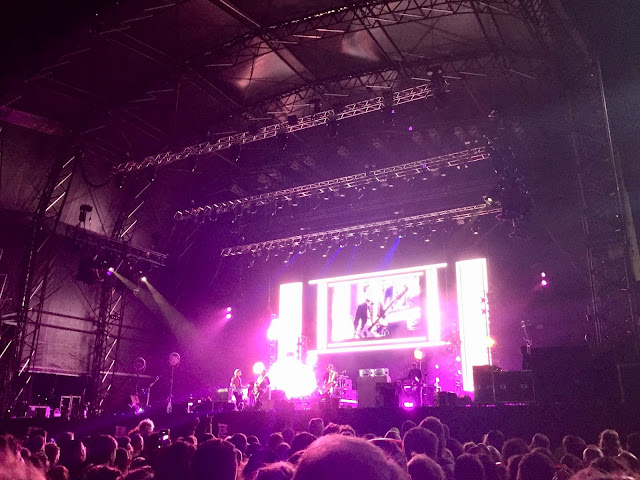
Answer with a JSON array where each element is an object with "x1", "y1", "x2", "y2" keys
[{"x1": 4, "y1": 403, "x2": 640, "y2": 448}]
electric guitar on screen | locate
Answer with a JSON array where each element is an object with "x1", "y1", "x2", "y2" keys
[{"x1": 366, "y1": 285, "x2": 409, "y2": 336}]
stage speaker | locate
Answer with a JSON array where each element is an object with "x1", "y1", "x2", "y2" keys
[
  {"x1": 473, "y1": 365, "x2": 497, "y2": 403},
  {"x1": 358, "y1": 376, "x2": 391, "y2": 408},
  {"x1": 617, "y1": 364, "x2": 640, "y2": 404},
  {"x1": 215, "y1": 388, "x2": 230, "y2": 403},
  {"x1": 494, "y1": 371, "x2": 534, "y2": 403},
  {"x1": 375, "y1": 383, "x2": 397, "y2": 408},
  {"x1": 530, "y1": 346, "x2": 593, "y2": 403}
]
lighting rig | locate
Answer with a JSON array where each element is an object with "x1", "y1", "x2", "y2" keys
[
  {"x1": 175, "y1": 146, "x2": 489, "y2": 221},
  {"x1": 221, "y1": 203, "x2": 501, "y2": 259},
  {"x1": 115, "y1": 83, "x2": 435, "y2": 173}
]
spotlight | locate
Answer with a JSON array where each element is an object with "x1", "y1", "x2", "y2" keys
[
  {"x1": 108, "y1": 267, "x2": 115, "y2": 272},
  {"x1": 541, "y1": 272, "x2": 546, "y2": 278},
  {"x1": 227, "y1": 307, "x2": 232, "y2": 312},
  {"x1": 253, "y1": 361, "x2": 266, "y2": 375},
  {"x1": 413, "y1": 348, "x2": 423, "y2": 361},
  {"x1": 541, "y1": 279, "x2": 548, "y2": 287},
  {"x1": 226, "y1": 313, "x2": 232, "y2": 320},
  {"x1": 486, "y1": 336, "x2": 496, "y2": 348},
  {"x1": 140, "y1": 276, "x2": 147, "y2": 283}
]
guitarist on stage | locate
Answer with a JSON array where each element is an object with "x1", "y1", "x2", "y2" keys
[
  {"x1": 253, "y1": 369, "x2": 270, "y2": 409},
  {"x1": 230, "y1": 369, "x2": 244, "y2": 411}
]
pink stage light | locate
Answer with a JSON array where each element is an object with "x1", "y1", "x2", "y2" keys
[
  {"x1": 266, "y1": 317, "x2": 280, "y2": 341},
  {"x1": 278, "y1": 282, "x2": 303, "y2": 360},
  {"x1": 311, "y1": 340, "x2": 446, "y2": 355},
  {"x1": 225, "y1": 313, "x2": 232, "y2": 320},
  {"x1": 269, "y1": 357, "x2": 317, "y2": 399},
  {"x1": 541, "y1": 279, "x2": 548, "y2": 287},
  {"x1": 253, "y1": 361, "x2": 265, "y2": 375},
  {"x1": 426, "y1": 266, "x2": 442, "y2": 342},
  {"x1": 403, "y1": 401, "x2": 414, "y2": 408},
  {"x1": 227, "y1": 306, "x2": 232, "y2": 312}
]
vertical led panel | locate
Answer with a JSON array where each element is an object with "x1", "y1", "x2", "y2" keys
[
  {"x1": 316, "y1": 282, "x2": 328, "y2": 350},
  {"x1": 278, "y1": 282, "x2": 303, "y2": 360},
  {"x1": 425, "y1": 266, "x2": 441, "y2": 342},
  {"x1": 456, "y1": 258, "x2": 490, "y2": 392}
]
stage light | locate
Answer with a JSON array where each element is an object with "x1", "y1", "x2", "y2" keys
[
  {"x1": 140, "y1": 276, "x2": 147, "y2": 283},
  {"x1": 413, "y1": 348, "x2": 424, "y2": 361},
  {"x1": 227, "y1": 307, "x2": 232, "y2": 312},
  {"x1": 541, "y1": 272, "x2": 546, "y2": 278},
  {"x1": 267, "y1": 317, "x2": 280, "y2": 341},
  {"x1": 455, "y1": 356, "x2": 461, "y2": 362},
  {"x1": 306, "y1": 351, "x2": 318, "y2": 367},
  {"x1": 108, "y1": 267, "x2": 115, "y2": 272},
  {"x1": 226, "y1": 313, "x2": 232, "y2": 320},
  {"x1": 486, "y1": 336, "x2": 496, "y2": 348},
  {"x1": 269, "y1": 358, "x2": 317, "y2": 398},
  {"x1": 541, "y1": 279, "x2": 548, "y2": 286},
  {"x1": 253, "y1": 362, "x2": 266, "y2": 375},
  {"x1": 403, "y1": 401, "x2": 415, "y2": 408}
]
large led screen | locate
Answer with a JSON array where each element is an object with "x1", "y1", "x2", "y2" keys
[{"x1": 310, "y1": 264, "x2": 447, "y2": 353}]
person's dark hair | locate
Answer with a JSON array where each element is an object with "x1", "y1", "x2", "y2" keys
[
  {"x1": 122, "y1": 466, "x2": 154, "y2": 480},
  {"x1": 309, "y1": 418, "x2": 324, "y2": 438},
  {"x1": 282, "y1": 428, "x2": 295, "y2": 444},
  {"x1": 192, "y1": 439, "x2": 236, "y2": 480},
  {"x1": 531, "y1": 447, "x2": 553, "y2": 459},
  {"x1": 117, "y1": 437, "x2": 132, "y2": 451},
  {"x1": 275, "y1": 442, "x2": 291, "y2": 461},
  {"x1": 369, "y1": 438, "x2": 407, "y2": 471},
  {"x1": 129, "y1": 433, "x2": 143, "y2": 454},
  {"x1": 229, "y1": 433, "x2": 248, "y2": 454},
  {"x1": 418, "y1": 417, "x2": 446, "y2": 458},
  {"x1": 59, "y1": 439, "x2": 86, "y2": 468},
  {"x1": 114, "y1": 448, "x2": 131, "y2": 473},
  {"x1": 477, "y1": 454, "x2": 500, "y2": 480},
  {"x1": 292, "y1": 434, "x2": 406, "y2": 480},
  {"x1": 485, "y1": 431, "x2": 505, "y2": 452},
  {"x1": 598, "y1": 430, "x2": 622, "y2": 457},
  {"x1": 402, "y1": 421, "x2": 417, "y2": 438},
  {"x1": 506, "y1": 455, "x2": 523, "y2": 480},
  {"x1": 403, "y1": 427, "x2": 439, "y2": 461},
  {"x1": 407, "y1": 454, "x2": 445, "y2": 480},
  {"x1": 322, "y1": 423, "x2": 340, "y2": 436},
  {"x1": 268, "y1": 433, "x2": 284, "y2": 451},
  {"x1": 290, "y1": 432, "x2": 317, "y2": 454},
  {"x1": 590, "y1": 456, "x2": 627, "y2": 474},
  {"x1": 198, "y1": 433, "x2": 215, "y2": 444},
  {"x1": 154, "y1": 441, "x2": 196, "y2": 480},
  {"x1": 88, "y1": 435, "x2": 118, "y2": 466},
  {"x1": 362, "y1": 433, "x2": 376, "y2": 441},
  {"x1": 501, "y1": 439, "x2": 529, "y2": 464},
  {"x1": 256, "y1": 461, "x2": 295, "y2": 480},
  {"x1": 447, "y1": 438, "x2": 464, "y2": 460},
  {"x1": 45, "y1": 442, "x2": 61, "y2": 466},
  {"x1": 84, "y1": 465, "x2": 123, "y2": 480},
  {"x1": 627, "y1": 432, "x2": 640, "y2": 459},
  {"x1": 583, "y1": 445, "x2": 603, "y2": 465},
  {"x1": 618, "y1": 451, "x2": 640, "y2": 473},
  {"x1": 242, "y1": 447, "x2": 278, "y2": 479},
  {"x1": 385, "y1": 430, "x2": 401, "y2": 441},
  {"x1": 339, "y1": 425, "x2": 356, "y2": 437},
  {"x1": 454, "y1": 453, "x2": 485, "y2": 480},
  {"x1": 247, "y1": 435, "x2": 260, "y2": 446},
  {"x1": 516, "y1": 452, "x2": 555, "y2": 480},
  {"x1": 562, "y1": 435, "x2": 586, "y2": 459},
  {"x1": 462, "y1": 442, "x2": 476, "y2": 453},
  {"x1": 46, "y1": 465, "x2": 70, "y2": 480},
  {"x1": 530, "y1": 434, "x2": 550, "y2": 450},
  {"x1": 468, "y1": 444, "x2": 490, "y2": 457},
  {"x1": 560, "y1": 453, "x2": 582, "y2": 472}
]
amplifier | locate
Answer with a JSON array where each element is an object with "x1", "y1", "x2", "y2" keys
[{"x1": 494, "y1": 371, "x2": 534, "y2": 403}]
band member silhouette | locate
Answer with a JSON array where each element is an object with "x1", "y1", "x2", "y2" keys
[{"x1": 230, "y1": 369, "x2": 243, "y2": 410}]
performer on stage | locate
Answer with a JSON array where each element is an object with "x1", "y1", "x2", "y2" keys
[
  {"x1": 407, "y1": 362, "x2": 422, "y2": 384},
  {"x1": 254, "y1": 369, "x2": 270, "y2": 409},
  {"x1": 230, "y1": 369, "x2": 243, "y2": 410},
  {"x1": 323, "y1": 364, "x2": 338, "y2": 396}
]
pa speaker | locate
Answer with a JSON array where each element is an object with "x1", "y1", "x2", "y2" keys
[{"x1": 530, "y1": 346, "x2": 593, "y2": 403}]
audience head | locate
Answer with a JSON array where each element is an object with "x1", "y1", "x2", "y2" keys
[
  {"x1": 59, "y1": 439, "x2": 86, "y2": 466},
  {"x1": 454, "y1": 453, "x2": 485, "y2": 480},
  {"x1": 84, "y1": 465, "x2": 122, "y2": 480},
  {"x1": 563, "y1": 435, "x2": 587, "y2": 459},
  {"x1": 123, "y1": 467, "x2": 154, "y2": 480},
  {"x1": 507, "y1": 455, "x2": 524, "y2": 480},
  {"x1": 403, "y1": 427, "x2": 438, "y2": 461},
  {"x1": 229, "y1": 433, "x2": 248, "y2": 454},
  {"x1": 627, "y1": 432, "x2": 640, "y2": 459},
  {"x1": 44, "y1": 443, "x2": 60, "y2": 467},
  {"x1": 322, "y1": 423, "x2": 340, "y2": 436},
  {"x1": 247, "y1": 435, "x2": 260, "y2": 446},
  {"x1": 583, "y1": 445, "x2": 604, "y2": 465},
  {"x1": 501, "y1": 438, "x2": 529, "y2": 464},
  {"x1": 282, "y1": 429, "x2": 295, "y2": 444},
  {"x1": 418, "y1": 417, "x2": 446, "y2": 457},
  {"x1": 369, "y1": 438, "x2": 407, "y2": 471},
  {"x1": 256, "y1": 461, "x2": 295, "y2": 480},
  {"x1": 290, "y1": 433, "x2": 317, "y2": 455},
  {"x1": 114, "y1": 448, "x2": 130, "y2": 473},
  {"x1": 385, "y1": 429, "x2": 402, "y2": 441},
  {"x1": 560, "y1": 453, "x2": 582, "y2": 472},
  {"x1": 308, "y1": 418, "x2": 324, "y2": 438},
  {"x1": 598, "y1": 430, "x2": 622, "y2": 457},
  {"x1": 88, "y1": 435, "x2": 118, "y2": 467},
  {"x1": 591, "y1": 456, "x2": 627, "y2": 474},
  {"x1": 129, "y1": 434, "x2": 143, "y2": 455},
  {"x1": 135, "y1": 419, "x2": 155, "y2": 438},
  {"x1": 268, "y1": 433, "x2": 284, "y2": 451},
  {"x1": 530, "y1": 433, "x2": 550, "y2": 450},
  {"x1": 154, "y1": 441, "x2": 195, "y2": 480},
  {"x1": 617, "y1": 451, "x2": 640, "y2": 473},
  {"x1": 292, "y1": 434, "x2": 406, "y2": 480},
  {"x1": 339, "y1": 425, "x2": 356, "y2": 437},
  {"x1": 516, "y1": 452, "x2": 555, "y2": 480},
  {"x1": 275, "y1": 442, "x2": 291, "y2": 461},
  {"x1": 401, "y1": 421, "x2": 417, "y2": 438},
  {"x1": 192, "y1": 439, "x2": 237, "y2": 480},
  {"x1": 484, "y1": 431, "x2": 505, "y2": 452},
  {"x1": 46, "y1": 465, "x2": 70, "y2": 480},
  {"x1": 407, "y1": 454, "x2": 445, "y2": 480}
]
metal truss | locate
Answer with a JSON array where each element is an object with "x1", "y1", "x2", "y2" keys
[
  {"x1": 568, "y1": 62, "x2": 636, "y2": 350},
  {"x1": 221, "y1": 203, "x2": 501, "y2": 257},
  {"x1": 88, "y1": 283, "x2": 125, "y2": 416},
  {"x1": 192, "y1": 0, "x2": 549, "y2": 70},
  {"x1": 176, "y1": 146, "x2": 489, "y2": 220},
  {"x1": 110, "y1": 179, "x2": 155, "y2": 243},
  {"x1": 115, "y1": 82, "x2": 433, "y2": 172},
  {"x1": 2, "y1": 142, "x2": 77, "y2": 414}
]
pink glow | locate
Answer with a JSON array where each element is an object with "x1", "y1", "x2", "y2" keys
[
  {"x1": 269, "y1": 357, "x2": 317, "y2": 398},
  {"x1": 278, "y1": 283, "x2": 303, "y2": 361},
  {"x1": 316, "y1": 282, "x2": 328, "y2": 350},
  {"x1": 225, "y1": 313, "x2": 232, "y2": 320},
  {"x1": 253, "y1": 361, "x2": 265, "y2": 375},
  {"x1": 403, "y1": 401, "x2": 414, "y2": 408},
  {"x1": 541, "y1": 279, "x2": 548, "y2": 286},
  {"x1": 310, "y1": 340, "x2": 447, "y2": 355},
  {"x1": 456, "y1": 258, "x2": 491, "y2": 392}
]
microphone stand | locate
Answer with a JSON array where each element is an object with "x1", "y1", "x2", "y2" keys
[{"x1": 146, "y1": 376, "x2": 160, "y2": 409}]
